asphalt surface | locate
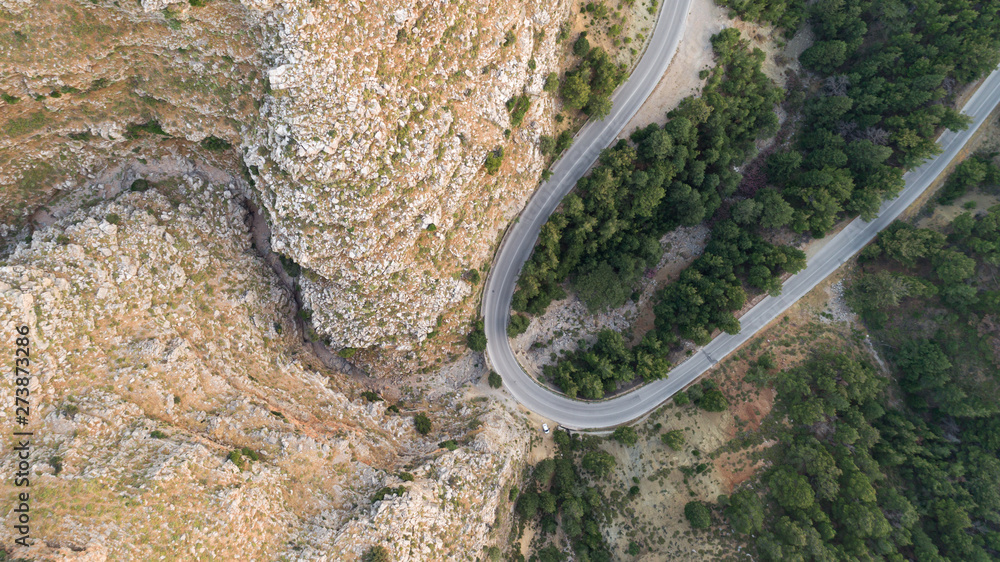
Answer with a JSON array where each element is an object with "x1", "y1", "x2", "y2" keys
[{"x1": 483, "y1": 8, "x2": 1000, "y2": 428}]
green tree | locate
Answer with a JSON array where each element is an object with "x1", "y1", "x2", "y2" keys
[
  {"x1": 574, "y1": 261, "x2": 632, "y2": 311},
  {"x1": 413, "y1": 413, "x2": 432, "y2": 435},
  {"x1": 769, "y1": 468, "x2": 816, "y2": 511},
  {"x1": 487, "y1": 371, "x2": 503, "y2": 389},
  {"x1": 467, "y1": 321, "x2": 487, "y2": 352},
  {"x1": 799, "y1": 40, "x2": 847, "y2": 74},
  {"x1": 932, "y1": 249, "x2": 976, "y2": 284},
  {"x1": 698, "y1": 389, "x2": 729, "y2": 412},
  {"x1": 518, "y1": 490, "x2": 539, "y2": 519},
  {"x1": 684, "y1": 501, "x2": 713, "y2": 529},
  {"x1": 755, "y1": 188, "x2": 795, "y2": 229},
  {"x1": 560, "y1": 72, "x2": 591, "y2": 110},
  {"x1": 584, "y1": 94, "x2": 613, "y2": 120},
  {"x1": 611, "y1": 426, "x2": 639, "y2": 446},
  {"x1": 555, "y1": 130, "x2": 574, "y2": 153},
  {"x1": 582, "y1": 450, "x2": 616, "y2": 477},
  {"x1": 544, "y1": 72, "x2": 559, "y2": 92},
  {"x1": 726, "y1": 489, "x2": 764, "y2": 534},
  {"x1": 508, "y1": 313, "x2": 530, "y2": 337},
  {"x1": 573, "y1": 32, "x2": 590, "y2": 57}
]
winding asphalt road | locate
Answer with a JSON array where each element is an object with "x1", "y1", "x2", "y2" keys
[{"x1": 483, "y1": 5, "x2": 1000, "y2": 429}]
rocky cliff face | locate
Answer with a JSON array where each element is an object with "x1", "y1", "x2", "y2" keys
[
  {"x1": 0, "y1": 165, "x2": 529, "y2": 560},
  {"x1": 0, "y1": 0, "x2": 557, "y2": 556},
  {"x1": 244, "y1": 0, "x2": 569, "y2": 354},
  {"x1": 2, "y1": 0, "x2": 570, "y2": 359}
]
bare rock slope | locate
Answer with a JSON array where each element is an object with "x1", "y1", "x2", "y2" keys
[
  {"x1": 0, "y1": 168, "x2": 529, "y2": 560},
  {"x1": 245, "y1": 0, "x2": 569, "y2": 352},
  {"x1": 1, "y1": 0, "x2": 572, "y2": 357}
]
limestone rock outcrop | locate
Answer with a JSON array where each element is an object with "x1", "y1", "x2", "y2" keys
[{"x1": 0, "y1": 169, "x2": 529, "y2": 560}]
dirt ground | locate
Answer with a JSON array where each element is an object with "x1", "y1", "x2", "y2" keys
[{"x1": 619, "y1": 0, "x2": 728, "y2": 136}]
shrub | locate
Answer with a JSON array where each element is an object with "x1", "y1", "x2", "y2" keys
[
  {"x1": 661, "y1": 430, "x2": 685, "y2": 450},
  {"x1": 228, "y1": 450, "x2": 247, "y2": 470},
  {"x1": 371, "y1": 486, "x2": 407, "y2": 502},
  {"x1": 438, "y1": 439, "x2": 459, "y2": 451},
  {"x1": 125, "y1": 120, "x2": 167, "y2": 139},
  {"x1": 360, "y1": 391, "x2": 382, "y2": 403},
  {"x1": 507, "y1": 94, "x2": 531, "y2": 128},
  {"x1": 538, "y1": 135, "x2": 556, "y2": 156},
  {"x1": 386, "y1": 404, "x2": 400, "y2": 414},
  {"x1": 413, "y1": 413, "x2": 432, "y2": 435},
  {"x1": 544, "y1": 72, "x2": 560, "y2": 92},
  {"x1": 503, "y1": 29, "x2": 516, "y2": 47},
  {"x1": 130, "y1": 179, "x2": 151, "y2": 192},
  {"x1": 484, "y1": 147, "x2": 504, "y2": 175},
  {"x1": 466, "y1": 268, "x2": 481, "y2": 285},
  {"x1": 105, "y1": 213, "x2": 121, "y2": 225},
  {"x1": 398, "y1": 472, "x2": 414, "y2": 482},
  {"x1": 338, "y1": 347, "x2": 357, "y2": 359},
  {"x1": 200, "y1": 136, "x2": 231, "y2": 151},
  {"x1": 277, "y1": 254, "x2": 301, "y2": 277},
  {"x1": 486, "y1": 545, "x2": 502, "y2": 561},
  {"x1": 673, "y1": 391, "x2": 690, "y2": 406},
  {"x1": 150, "y1": 430, "x2": 168, "y2": 439},
  {"x1": 362, "y1": 546, "x2": 391, "y2": 562},
  {"x1": 488, "y1": 371, "x2": 503, "y2": 388}
]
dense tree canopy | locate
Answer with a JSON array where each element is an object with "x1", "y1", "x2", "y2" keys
[{"x1": 731, "y1": 183, "x2": 1000, "y2": 559}]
